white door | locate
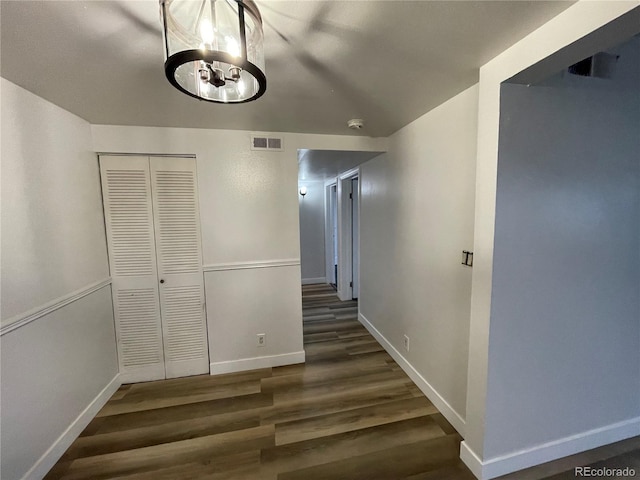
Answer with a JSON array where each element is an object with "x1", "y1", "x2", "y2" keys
[
  {"x1": 150, "y1": 157, "x2": 208, "y2": 379},
  {"x1": 331, "y1": 185, "x2": 338, "y2": 287},
  {"x1": 100, "y1": 156, "x2": 209, "y2": 383},
  {"x1": 100, "y1": 156, "x2": 166, "y2": 383}
]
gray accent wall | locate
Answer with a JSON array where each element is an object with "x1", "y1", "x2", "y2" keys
[
  {"x1": 299, "y1": 180, "x2": 327, "y2": 282},
  {"x1": 484, "y1": 82, "x2": 640, "y2": 458}
]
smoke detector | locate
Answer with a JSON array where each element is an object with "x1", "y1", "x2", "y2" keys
[{"x1": 347, "y1": 118, "x2": 364, "y2": 130}]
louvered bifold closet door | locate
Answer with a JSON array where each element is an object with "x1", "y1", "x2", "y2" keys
[
  {"x1": 150, "y1": 157, "x2": 209, "y2": 378},
  {"x1": 100, "y1": 156, "x2": 166, "y2": 383}
]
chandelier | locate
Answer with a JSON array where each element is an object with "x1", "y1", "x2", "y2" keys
[{"x1": 160, "y1": 0, "x2": 266, "y2": 103}]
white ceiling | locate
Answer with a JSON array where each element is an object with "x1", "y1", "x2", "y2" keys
[{"x1": 0, "y1": 0, "x2": 575, "y2": 137}]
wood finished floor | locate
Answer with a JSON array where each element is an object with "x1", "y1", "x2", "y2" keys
[
  {"x1": 44, "y1": 284, "x2": 640, "y2": 479},
  {"x1": 45, "y1": 284, "x2": 475, "y2": 480}
]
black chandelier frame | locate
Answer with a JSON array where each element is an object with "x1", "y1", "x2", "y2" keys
[{"x1": 160, "y1": 0, "x2": 267, "y2": 104}]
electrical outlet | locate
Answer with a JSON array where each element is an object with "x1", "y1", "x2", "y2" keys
[
  {"x1": 257, "y1": 333, "x2": 266, "y2": 347},
  {"x1": 403, "y1": 335, "x2": 410, "y2": 352}
]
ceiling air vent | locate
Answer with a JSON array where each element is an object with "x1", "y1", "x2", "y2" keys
[{"x1": 251, "y1": 134, "x2": 284, "y2": 151}]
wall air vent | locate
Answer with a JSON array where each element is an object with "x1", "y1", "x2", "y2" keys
[{"x1": 251, "y1": 134, "x2": 284, "y2": 151}]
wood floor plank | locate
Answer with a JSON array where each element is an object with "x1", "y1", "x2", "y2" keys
[
  {"x1": 262, "y1": 416, "x2": 447, "y2": 475},
  {"x1": 62, "y1": 425, "x2": 275, "y2": 480},
  {"x1": 261, "y1": 382, "x2": 418, "y2": 426},
  {"x1": 109, "y1": 385, "x2": 132, "y2": 401},
  {"x1": 403, "y1": 463, "x2": 479, "y2": 480},
  {"x1": 301, "y1": 313, "x2": 336, "y2": 322},
  {"x1": 272, "y1": 369, "x2": 415, "y2": 406},
  {"x1": 89, "y1": 392, "x2": 273, "y2": 435},
  {"x1": 431, "y1": 412, "x2": 458, "y2": 435},
  {"x1": 303, "y1": 319, "x2": 363, "y2": 335},
  {"x1": 96, "y1": 380, "x2": 261, "y2": 417},
  {"x1": 109, "y1": 451, "x2": 261, "y2": 480},
  {"x1": 301, "y1": 349, "x2": 394, "y2": 370},
  {"x1": 336, "y1": 328, "x2": 370, "y2": 339},
  {"x1": 346, "y1": 341, "x2": 385, "y2": 355},
  {"x1": 303, "y1": 335, "x2": 382, "y2": 354},
  {"x1": 276, "y1": 434, "x2": 462, "y2": 480},
  {"x1": 302, "y1": 332, "x2": 340, "y2": 343},
  {"x1": 124, "y1": 369, "x2": 272, "y2": 396},
  {"x1": 275, "y1": 396, "x2": 439, "y2": 445},
  {"x1": 260, "y1": 362, "x2": 393, "y2": 394},
  {"x1": 66, "y1": 410, "x2": 262, "y2": 459}
]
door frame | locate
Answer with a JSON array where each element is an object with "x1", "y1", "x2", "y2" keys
[
  {"x1": 336, "y1": 167, "x2": 360, "y2": 301},
  {"x1": 351, "y1": 176, "x2": 359, "y2": 300},
  {"x1": 324, "y1": 179, "x2": 338, "y2": 287}
]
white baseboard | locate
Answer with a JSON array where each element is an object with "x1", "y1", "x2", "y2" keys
[
  {"x1": 210, "y1": 351, "x2": 306, "y2": 375},
  {"x1": 22, "y1": 373, "x2": 121, "y2": 480},
  {"x1": 301, "y1": 277, "x2": 327, "y2": 285},
  {"x1": 357, "y1": 312, "x2": 466, "y2": 437},
  {"x1": 460, "y1": 416, "x2": 640, "y2": 480},
  {"x1": 460, "y1": 441, "x2": 486, "y2": 480}
]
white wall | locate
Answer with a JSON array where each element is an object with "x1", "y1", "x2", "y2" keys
[
  {"x1": 91, "y1": 125, "x2": 385, "y2": 372},
  {"x1": 206, "y1": 265, "x2": 307, "y2": 372},
  {"x1": 485, "y1": 83, "x2": 640, "y2": 456},
  {"x1": 359, "y1": 84, "x2": 479, "y2": 432},
  {"x1": 1, "y1": 81, "x2": 110, "y2": 320},
  {"x1": 298, "y1": 180, "x2": 326, "y2": 283},
  {"x1": 1, "y1": 78, "x2": 119, "y2": 480},
  {"x1": 462, "y1": 3, "x2": 640, "y2": 478}
]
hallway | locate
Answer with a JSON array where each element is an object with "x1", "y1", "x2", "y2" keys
[{"x1": 290, "y1": 283, "x2": 474, "y2": 478}]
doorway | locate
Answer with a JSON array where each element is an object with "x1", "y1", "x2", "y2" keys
[
  {"x1": 351, "y1": 177, "x2": 359, "y2": 299},
  {"x1": 327, "y1": 183, "x2": 338, "y2": 289},
  {"x1": 336, "y1": 168, "x2": 360, "y2": 301}
]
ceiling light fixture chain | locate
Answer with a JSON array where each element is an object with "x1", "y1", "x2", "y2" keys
[{"x1": 160, "y1": 0, "x2": 266, "y2": 103}]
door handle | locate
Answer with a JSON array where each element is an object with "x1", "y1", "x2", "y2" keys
[{"x1": 160, "y1": 279, "x2": 165, "y2": 284}]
